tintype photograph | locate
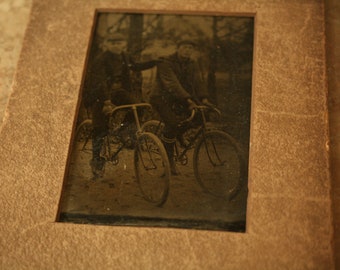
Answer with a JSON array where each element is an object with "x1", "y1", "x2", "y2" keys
[{"x1": 57, "y1": 11, "x2": 254, "y2": 232}]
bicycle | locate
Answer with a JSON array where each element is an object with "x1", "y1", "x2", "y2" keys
[
  {"x1": 73, "y1": 103, "x2": 171, "y2": 206},
  {"x1": 74, "y1": 119, "x2": 93, "y2": 154},
  {"x1": 141, "y1": 105, "x2": 247, "y2": 201}
]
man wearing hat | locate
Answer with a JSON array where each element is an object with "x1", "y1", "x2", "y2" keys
[
  {"x1": 83, "y1": 32, "x2": 159, "y2": 178},
  {"x1": 150, "y1": 36, "x2": 213, "y2": 175}
]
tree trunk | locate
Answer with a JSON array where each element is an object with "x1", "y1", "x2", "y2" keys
[
  {"x1": 128, "y1": 15, "x2": 144, "y2": 101},
  {"x1": 207, "y1": 17, "x2": 218, "y2": 104}
]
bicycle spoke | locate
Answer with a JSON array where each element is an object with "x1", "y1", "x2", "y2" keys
[
  {"x1": 74, "y1": 119, "x2": 93, "y2": 154},
  {"x1": 138, "y1": 140, "x2": 158, "y2": 170},
  {"x1": 203, "y1": 135, "x2": 226, "y2": 167},
  {"x1": 134, "y1": 133, "x2": 170, "y2": 206},
  {"x1": 194, "y1": 130, "x2": 246, "y2": 200}
]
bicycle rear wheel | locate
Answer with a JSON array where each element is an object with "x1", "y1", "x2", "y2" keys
[
  {"x1": 134, "y1": 132, "x2": 170, "y2": 206},
  {"x1": 193, "y1": 130, "x2": 246, "y2": 200},
  {"x1": 74, "y1": 119, "x2": 93, "y2": 153}
]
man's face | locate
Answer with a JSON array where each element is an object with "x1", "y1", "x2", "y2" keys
[
  {"x1": 105, "y1": 39, "x2": 127, "y2": 54},
  {"x1": 177, "y1": 44, "x2": 194, "y2": 59}
]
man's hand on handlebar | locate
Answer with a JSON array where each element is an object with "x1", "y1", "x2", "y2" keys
[
  {"x1": 102, "y1": 100, "x2": 115, "y2": 115},
  {"x1": 187, "y1": 98, "x2": 198, "y2": 111},
  {"x1": 201, "y1": 98, "x2": 215, "y2": 108}
]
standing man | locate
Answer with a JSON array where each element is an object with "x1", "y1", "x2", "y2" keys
[
  {"x1": 83, "y1": 32, "x2": 159, "y2": 178},
  {"x1": 150, "y1": 37, "x2": 213, "y2": 175}
]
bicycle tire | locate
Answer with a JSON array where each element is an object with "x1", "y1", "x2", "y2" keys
[
  {"x1": 74, "y1": 119, "x2": 93, "y2": 153},
  {"x1": 193, "y1": 130, "x2": 246, "y2": 200},
  {"x1": 134, "y1": 132, "x2": 170, "y2": 206},
  {"x1": 140, "y1": 120, "x2": 164, "y2": 136}
]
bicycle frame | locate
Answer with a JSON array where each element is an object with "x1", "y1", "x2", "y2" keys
[
  {"x1": 152, "y1": 105, "x2": 221, "y2": 164},
  {"x1": 176, "y1": 106, "x2": 215, "y2": 161},
  {"x1": 104, "y1": 103, "x2": 153, "y2": 162},
  {"x1": 109, "y1": 103, "x2": 152, "y2": 132}
]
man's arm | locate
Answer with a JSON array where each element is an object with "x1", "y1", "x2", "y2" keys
[
  {"x1": 130, "y1": 60, "x2": 159, "y2": 71},
  {"x1": 83, "y1": 53, "x2": 115, "y2": 113},
  {"x1": 125, "y1": 53, "x2": 159, "y2": 71},
  {"x1": 89, "y1": 54, "x2": 112, "y2": 102}
]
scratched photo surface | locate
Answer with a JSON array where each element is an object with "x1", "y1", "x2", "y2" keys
[{"x1": 57, "y1": 12, "x2": 254, "y2": 232}]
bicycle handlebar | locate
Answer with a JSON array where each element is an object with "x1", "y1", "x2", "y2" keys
[
  {"x1": 182, "y1": 108, "x2": 197, "y2": 124},
  {"x1": 179, "y1": 105, "x2": 222, "y2": 126},
  {"x1": 109, "y1": 103, "x2": 152, "y2": 116}
]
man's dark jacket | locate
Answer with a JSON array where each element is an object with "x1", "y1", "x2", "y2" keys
[
  {"x1": 83, "y1": 51, "x2": 157, "y2": 107},
  {"x1": 150, "y1": 52, "x2": 208, "y2": 106}
]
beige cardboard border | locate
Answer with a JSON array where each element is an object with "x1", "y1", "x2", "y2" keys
[
  {"x1": 0, "y1": 0, "x2": 333, "y2": 269},
  {"x1": 57, "y1": 8, "x2": 255, "y2": 231},
  {"x1": 325, "y1": 0, "x2": 340, "y2": 267}
]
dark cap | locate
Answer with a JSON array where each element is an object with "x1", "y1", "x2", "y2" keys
[{"x1": 105, "y1": 32, "x2": 126, "y2": 42}]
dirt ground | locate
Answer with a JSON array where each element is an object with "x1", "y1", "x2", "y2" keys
[{"x1": 58, "y1": 138, "x2": 248, "y2": 232}]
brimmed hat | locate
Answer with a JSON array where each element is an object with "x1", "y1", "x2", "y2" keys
[{"x1": 105, "y1": 32, "x2": 126, "y2": 42}]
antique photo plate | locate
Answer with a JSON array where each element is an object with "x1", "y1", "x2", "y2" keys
[
  {"x1": 0, "y1": 0, "x2": 332, "y2": 268},
  {"x1": 57, "y1": 11, "x2": 253, "y2": 232}
]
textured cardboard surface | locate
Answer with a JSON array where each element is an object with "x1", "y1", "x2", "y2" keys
[
  {"x1": 0, "y1": 0, "x2": 32, "y2": 126},
  {"x1": 0, "y1": 0, "x2": 333, "y2": 269},
  {"x1": 325, "y1": 0, "x2": 340, "y2": 268}
]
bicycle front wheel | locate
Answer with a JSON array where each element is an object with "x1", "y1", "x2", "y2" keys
[
  {"x1": 140, "y1": 120, "x2": 164, "y2": 136},
  {"x1": 193, "y1": 130, "x2": 246, "y2": 200},
  {"x1": 134, "y1": 132, "x2": 170, "y2": 206}
]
